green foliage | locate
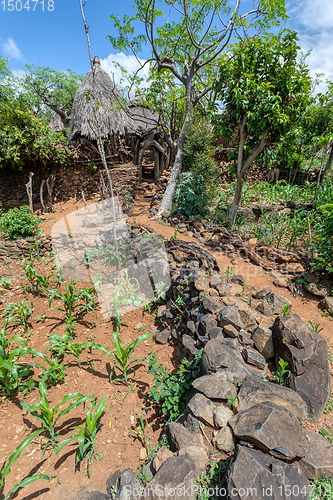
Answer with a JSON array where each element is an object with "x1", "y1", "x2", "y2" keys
[
  {"x1": 307, "y1": 321, "x2": 324, "y2": 334},
  {"x1": 311, "y1": 204, "x2": 333, "y2": 274},
  {"x1": 174, "y1": 173, "x2": 209, "y2": 219},
  {"x1": 281, "y1": 305, "x2": 291, "y2": 316},
  {"x1": 320, "y1": 428, "x2": 333, "y2": 444},
  {"x1": 0, "y1": 429, "x2": 49, "y2": 500},
  {"x1": 130, "y1": 412, "x2": 152, "y2": 454},
  {"x1": 109, "y1": 330, "x2": 151, "y2": 385},
  {"x1": 20, "y1": 377, "x2": 95, "y2": 455},
  {"x1": 195, "y1": 459, "x2": 230, "y2": 500},
  {"x1": 0, "y1": 206, "x2": 39, "y2": 239},
  {"x1": 148, "y1": 349, "x2": 203, "y2": 422},
  {"x1": 310, "y1": 476, "x2": 333, "y2": 499},
  {"x1": 22, "y1": 259, "x2": 58, "y2": 296},
  {"x1": 48, "y1": 280, "x2": 97, "y2": 329},
  {"x1": 272, "y1": 358, "x2": 291, "y2": 386},
  {"x1": 0, "y1": 326, "x2": 43, "y2": 396},
  {"x1": 55, "y1": 396, "x2": 108, "y2": 478},
  {"x1": 3, "y1": 299, "x2": 33, "y2": 333},
  {"x1": 0, "y1": 277, "x2": 12, "y2": 289},
  {"x1": 173, "y1": 119, "x2": 219, "y2": 219}
]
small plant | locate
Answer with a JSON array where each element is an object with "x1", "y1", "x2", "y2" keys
[
  {"x1": 0, "y1": 429, "x2": 49, "y2": 500},
  {"x1": 48, "y1": 280, "x2": 96, "y2": 328},
  {"x1": 281, "y1": 304, "x2": 291, "y2": 316},
  {"x1": 109, "y1": 330, "x2": 151, "y2": 385},
  {"x1": 307, "y1": 321, "x2": 323, "y2": 333},
  {"x1": 227, "y1": 394, "x2": 237, "y2": 410},
  {"x1": 0, "y1": 326, "x2": 42, "y2": 396},
  {"x1": 195, "y1": 459, "x2": 231, "y2": 500},
  {"x1": 272, "y1": 358, "x2": 291, "y2": 386},
  {"x1": 175, "y1": 295, "x2": 185, "y2": 309},
  {"x1": 21, "y1": 378, "x2": 95, "y2": 455},
  {"x1": 22, "y1": 259, "x2": 57, "y2": 296},
  {"x1": 130, "y1": 412, "x2": 152, "y2": 454},
  {"x1": 324, "y1": 395, "x2": 333, "y2": 415},
  {"x1": 55, "y1": 396, "x2": 108, "y2": 478},
  {"x1": 3, "y1": 299, "x2": 33, "y2": 333},
  {"x1": 224, "y1": 266, "x2": 234, "y2": 283},
  {"x1": 0, "y1": 277, "x2": 12, "y2": 289},
  {"x1": 174, "y1": 226, "x2": 179, "y2": 239}
]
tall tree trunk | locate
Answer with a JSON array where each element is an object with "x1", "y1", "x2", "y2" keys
[
  {"x1": 229, "y1": 172, "x2": 244, "y2": 230},
  {"x1": 320, "y1": 140, "x2": 333, "y2": 183},
  {"x1": 156, "y1": 77, "x2": 193, "y2": 217}
]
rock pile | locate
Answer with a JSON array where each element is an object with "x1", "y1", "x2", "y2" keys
[{"x1": 78, "y1": 240, "x2": 332, "y2": 500}]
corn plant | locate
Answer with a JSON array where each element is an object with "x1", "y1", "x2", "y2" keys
[
  {"x1": 47, "y1": 333, "x2": 93, "y2": 369},
  {"x1": 20, "y1": 378, "x2": 95, "y2": 455},
  {"x1": 130, "y1": 412, "x2": 152, "y2": 453},
  {"x1": 3, "y1": 300, "x2": 32, "y2": 333},
  {"x1": 0, "y1": 326, "x2": 44, "y2": 396},
  {"x1": 110, "y1": 331, "x2": 150, "y2": 385},
  {"x1": 22, "y1": 259, "x2": 57, "y2": 296},
  {"x1": 307, "y1": 321, "x2": 324, "y2": 333},
  {"x1": 224, "y1": 266, "x2": 234, "y2": 283},
  {"x1": 0, "y1": 277, "x2": 12, "y2": 289},
  {"x1": 55, "y1": 397, "x2": 108, "y2": 477},
  {"x1": 48, "y1": 280, "x2": 97, "y2": 328},
  {"x1": 0, "y1": 429, "x2": 49, "y2": 500}
]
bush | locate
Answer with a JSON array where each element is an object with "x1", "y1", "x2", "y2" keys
[
  {"x1": 311, "y1": 203, "x2": 333, "y2": 274},
  {"x1": 173, "y1": 118, "x2": 220, "y2": 218},
  {"x1": 174, "y1": 172, "x2": 209, "y2": 219},
  {"x1": 0, "y1": 206, "x2": 39, "y2": 239}
]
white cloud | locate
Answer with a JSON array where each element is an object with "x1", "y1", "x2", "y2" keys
[
  {"x1": 11, "y1": 69, "x2": 25, "y2": 79},
  {"x1": 100, "y1": 52, "x2": 149, "y2": 95},
  {"x1": 298, "y1": 0, "x2": 333, "y2": 31},
  {"x1": 1, "y1": 37, "x2": 24, "y2": 61}
]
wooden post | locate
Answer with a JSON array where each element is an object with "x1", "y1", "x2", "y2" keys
[
  {"x1": 40, "y1": 180, "x2": 45, "y2": 214},
  {"x1": 46, "y1": 163, "x2": 57, "y2": 208},
  {"x1": 154, "y1": 149, "x2": 160, "y2": 181},
  {"x1": 25, "y1": 172, "x2": 34, "y2": 213}
]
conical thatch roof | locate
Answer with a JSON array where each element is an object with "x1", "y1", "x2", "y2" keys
[
  {"x1": 70, "y1": 63, "x2": 158, "y2": 141},
  {"x1": 49, "y1": 112, "x2": 64, "y2": 132}
]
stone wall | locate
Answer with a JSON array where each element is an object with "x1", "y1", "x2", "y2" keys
[{"x1": 0, "y1": 235, "x2": 52, "y2": 260}]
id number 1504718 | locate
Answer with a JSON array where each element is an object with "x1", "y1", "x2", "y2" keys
[{"x1": 1, "y1": 0, "x2": 54, "y2": 11}]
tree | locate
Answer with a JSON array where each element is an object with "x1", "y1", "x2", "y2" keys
[
  {"x1": 109, "y1": 0, "x2": 287, "y2": 216},
  {"x1": 214, "y1": 30, "x2": 312, "y2": 229},
  {"x1": 20, "y1": 66, "x2": 83, "y2": 130},
  {"x1": 0, "y1": 59, "x2": 70, "y2": 169}
]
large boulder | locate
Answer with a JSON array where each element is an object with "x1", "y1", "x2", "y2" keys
[
  {"x1": 147, "y1": 455, "x2": 198, "y2": 500},
  {"x1": 218, "y1": 306, "x2": 243, "y2": 331},
  {"x1": 187, "y1": 393, "x2": 215, "y2": 427},
  {"x1": 166, "y1": 422, "x2": 203, "y2": 451},
  {"x1": 221, "y1": 445, "x2": 310, "y2": 500},
  {"x1": 237, "y1": 376, "x2": 310, "y2": 422},
  {"x1": 296, "y1": 431, "x2": 333, "y2": 479},
  {"x1": 200, "y1": 339, "x2": 264, "y2": 384},
  {"x1": 229, "y1": 402, "x2": 307, "y2": 461},
  {"x1": 192, "y1": 373, "x2": 237, "y2": 400},
  {"x1": 272, "y1": 314, "x2": 331, "y2": 422}
]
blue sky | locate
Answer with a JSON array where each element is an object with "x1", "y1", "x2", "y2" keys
[{"x1": 0, "y1": 0, "x2": 333, "y2": 92}]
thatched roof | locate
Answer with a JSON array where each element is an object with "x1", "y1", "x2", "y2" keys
[
  {"x1": 49, "y1": 112, "x2": 64, "y2": 132},
  {"x1": 70, "y1": 62, "x2": 158, "y2": 141}
]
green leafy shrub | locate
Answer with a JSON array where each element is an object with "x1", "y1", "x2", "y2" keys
[
  {"x1": 173, "y1": 118, "x2": 220, "y2": 219},
  {"x1": 312, "y1": 204, "x2": 333, "y2": 274},
  {"x1": 148, "y1": 349, "x2": 202, "y2": 422},
  {"x1": 0, "y1": 206, "x2": 39, "y2": 239}
]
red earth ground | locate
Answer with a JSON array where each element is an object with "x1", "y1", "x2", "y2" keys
[{"x1": 0, "y1": 190, "x2": 332, "y2": 499}]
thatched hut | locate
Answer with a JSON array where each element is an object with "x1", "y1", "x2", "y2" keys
[{"x1": 70, "y1": 59, "x2": 169, "y2": 181}]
